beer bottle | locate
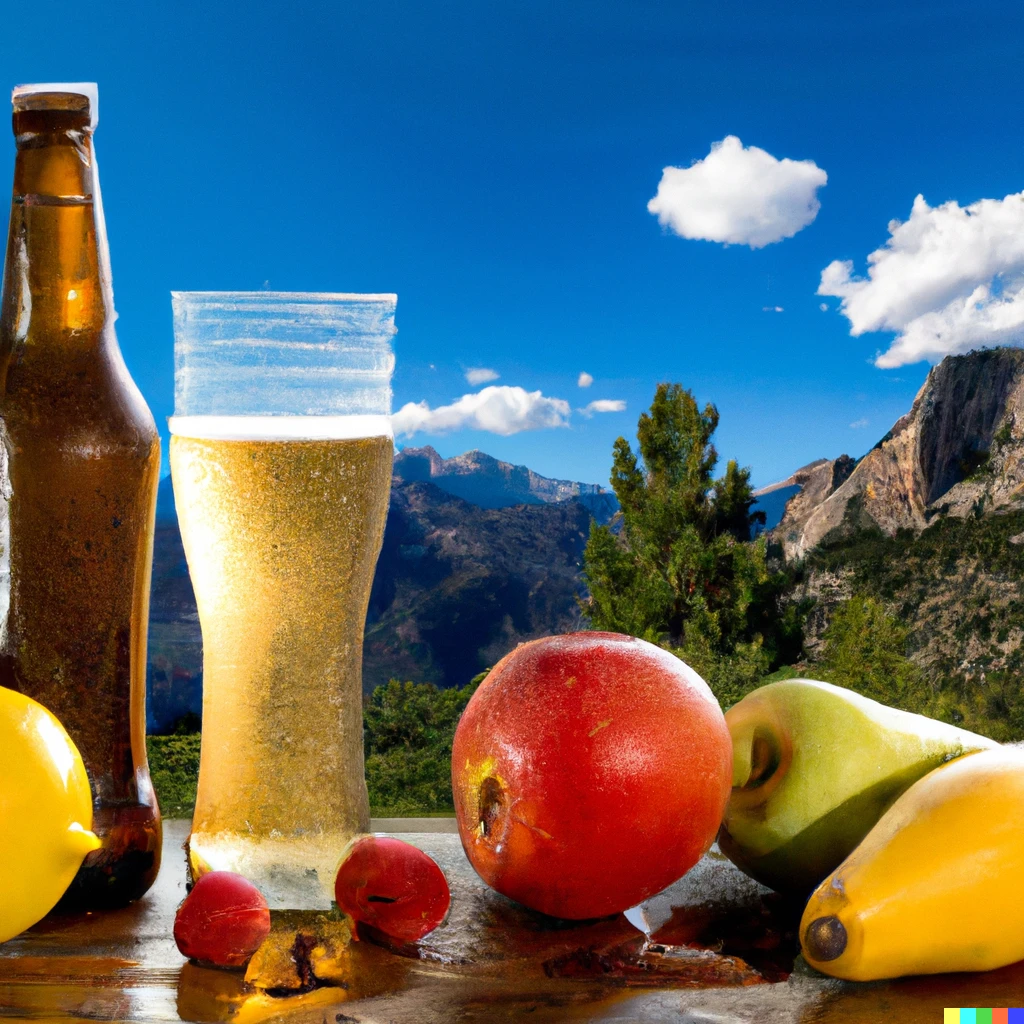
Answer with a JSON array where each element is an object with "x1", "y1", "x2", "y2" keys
[{"x1": 0, "y1": 84, "x2": 162, "y2": 907}]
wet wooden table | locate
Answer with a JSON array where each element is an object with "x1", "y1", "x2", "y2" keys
[{"x1": 2, "y1": 820, "x2": 1023, "y2": 1023}]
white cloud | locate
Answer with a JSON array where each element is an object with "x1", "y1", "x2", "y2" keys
[
  {"x1": 819, "y1": 191, "x2": 1024, "y2": 368},
  {"x1": 762, "y1": 305, "x2": 784, "y2": 313},
  {"x1": 465, "y1": 367, "x2": 499, "y2": 385},
  {"x1": 579, "y1": 399, "x2": 626, "y2": 418},
  {"x1": 819, "y1": 302, "x2": 829, "y2": 312},
  {"x1": 578, "y1": 371, "x2": 594, "y2": 388},
  {"x1": 849, "y1": 418, "x2": 869, "y2": 429},
  {"x1": 393, "y1": 385, "x2": 571, "y2": 438},
  {"x1": 647, "y1": 135, "x2": 827, "y2": 249}
]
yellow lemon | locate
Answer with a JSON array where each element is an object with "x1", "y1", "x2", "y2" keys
[{"x1": 0, "y1": 685, "x2": 101, "y2": 943}]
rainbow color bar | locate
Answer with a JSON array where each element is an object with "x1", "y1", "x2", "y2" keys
[{"x1": 944, "y1": 1011, "x2": 1024, "y2": 1023}]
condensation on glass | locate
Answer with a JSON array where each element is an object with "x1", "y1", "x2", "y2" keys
[{"x1": 169, "y1": 292, "x2": 396, "y2": 909}]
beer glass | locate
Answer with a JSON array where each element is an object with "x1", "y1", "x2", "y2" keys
[{"x1": 169, "y1": 291, "x2": 395, "y2": 908}]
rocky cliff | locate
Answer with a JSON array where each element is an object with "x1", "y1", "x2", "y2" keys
[
  {"x1": 775, "y1": 349, "x2": 1024, "y2": 559},
  {"x1": 755, "y1": 457, "x2": 855, "y2": 539}
]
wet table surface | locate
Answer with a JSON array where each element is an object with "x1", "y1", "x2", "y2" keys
[{"x1": 2, "y1": 820, "x2": 1023, "y2": 1023}]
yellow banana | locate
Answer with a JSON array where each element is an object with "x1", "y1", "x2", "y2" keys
[
  {"x1": 0, "y1": 686, "x2": 101, "y2": 944},
  {"x1": 800, "y1": 745, "x2": 1024, "y2": 981}
]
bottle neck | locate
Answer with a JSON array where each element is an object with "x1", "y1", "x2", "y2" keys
[{"x1": 2, "y1": 109, "x2": 115, "y2": 346}]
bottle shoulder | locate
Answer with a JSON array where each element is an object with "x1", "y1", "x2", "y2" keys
[{"x1": 0, "y1": 331, "x2": 158, "y2": 446}]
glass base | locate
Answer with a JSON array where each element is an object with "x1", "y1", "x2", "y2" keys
[{"x1": 186, "y1": 828, "x2": 361, "y2": 910}]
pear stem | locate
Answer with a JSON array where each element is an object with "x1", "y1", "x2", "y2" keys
[{"x1": 732, "y1": 727, "x2": 755, "y2": 788}]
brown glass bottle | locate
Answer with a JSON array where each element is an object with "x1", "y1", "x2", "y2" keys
[{"x1": 0, "y1": 85, "x2": 161, "y2": 907}]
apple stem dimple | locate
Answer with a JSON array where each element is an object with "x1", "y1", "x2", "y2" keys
[{"x1": 478, "y1": 776, "x2": 505, "y2": 838}]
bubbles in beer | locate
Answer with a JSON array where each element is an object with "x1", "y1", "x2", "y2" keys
[{"x1": 170, "y1": 426, "x2": 392, "y2": 908}]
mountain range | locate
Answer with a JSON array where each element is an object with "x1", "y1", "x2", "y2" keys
[
  {"x1": 392, "y1": 445, "x2": 619, "y2": 520},
  {"x1": 146, "y1": 447, "x2": 616, "y2": 731},
  {"x1": 148, "y1": 348, "x2": 1024, "y2": 730}
]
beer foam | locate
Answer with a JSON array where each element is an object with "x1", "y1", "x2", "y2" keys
[{"x1": 168, "y1": 415, "x2": 394, "y2": 441}]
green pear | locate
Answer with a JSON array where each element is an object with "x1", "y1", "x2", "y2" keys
[{"x1": 718, "y1": 678, "x2": 997, "y2": 895}]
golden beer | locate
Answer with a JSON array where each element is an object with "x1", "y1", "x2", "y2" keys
[{"x1": 170, "y1": 421, "x2": 392, "y2": 907}]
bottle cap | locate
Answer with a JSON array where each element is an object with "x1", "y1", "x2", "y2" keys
[{"x1": 12, "y1": 82, "x2": 98, "y2": 130}]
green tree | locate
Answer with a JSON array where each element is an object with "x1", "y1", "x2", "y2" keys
[
  {"x1": 808, "y1": 594, "x2": 1015, "y2": 739},
  {"x1": 363, "y1": 673, "x2": 484, "y2": 815},
  {"x1": 815, "y1": 595, "x2": 931, "y2": 708},
  {"x1": 147, "y1": 733, "x2": 201, "y2": 818},
  {"x1": 582, "y1": 383, "x2": 797, "y2": 705}
]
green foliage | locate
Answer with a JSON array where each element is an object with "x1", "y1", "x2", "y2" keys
[
  {"x1": 147, "y1": 733, "x2": 201, "y2": 818},
  {"x1": 924, "y1": 671, "x2": 1024, "y2": 742},
  {"x1": 799, "y1": 506, "x2": 1024, "y2": 741},
  {"x1": 810, "y1": 506, "x2": 1024, "y2": 598},
  {"x1": 804, "y1": 594, "x2": 1024, "y2": 741},
  {"x1": 994, "y1": 423, "x2": 1014, "y2": 450},
  {"x1": 671, "y1": 632, "x2": 772, "y2": 710},
  {"x1": 582, "y1": 382, "x2": 802, "y2": 704},
  {"x1": 812, "y1": 596, "x2": 931, "y2": 707},
  {"x1": 364, "y1": 673, "x2": 484, "y2": 815}
]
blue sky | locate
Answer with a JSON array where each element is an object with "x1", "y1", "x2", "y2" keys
[{"x1": 3, "y1": 0, "x2": 1024, "y2": 487}]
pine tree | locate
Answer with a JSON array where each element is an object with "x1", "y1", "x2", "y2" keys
[{"x1": 582, "y1": 383, "x2": 799, "y2": 704}]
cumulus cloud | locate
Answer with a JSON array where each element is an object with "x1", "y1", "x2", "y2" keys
[
  {"x1": 579, "y1": 399, "x2": 626, "y2": 417},
  {"x1": 763, "y1": 305, "x2": 785, "y2": 313},
  {"x1": 849, "y1": 418, "x2": 869, "y2": 429},
  {"x1": 393, "y1": 385, "x2": 571, "y2": 438},
  {"x1": 647, "y1": 135, "x2": 827, "y2": 249},
  {"x1": 578, "y1": 371, "x2": 594, "y2": 388},
  {"x1": 465, "y1": 367, "x2": 499, "y2": 385},
  {"x1": 819, "y1": 192, "x2": 1024, "y2": 368}
]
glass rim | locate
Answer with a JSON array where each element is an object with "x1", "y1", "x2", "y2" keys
[
  {"x1": 171, "y1": 290, "x2": 396, "y2": 420},
  {"x1": 171, "y1": 290, "x2": 398, "y2": 303}
]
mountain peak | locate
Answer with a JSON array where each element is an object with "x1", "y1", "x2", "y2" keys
[{"x1": 392, "y1": 446, "x2": 617, "y2": 519}]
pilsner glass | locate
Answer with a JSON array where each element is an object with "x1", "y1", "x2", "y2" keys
[{"x1": 169, "y1": 291, "x2": 395, "y2": 909}]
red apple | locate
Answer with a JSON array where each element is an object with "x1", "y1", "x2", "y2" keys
[
  {"x1": 334, "y1": 835, "x2": 450, "y2": 942},
  {"x1": 173, "y1": 871, "x2": 271, "y2": 968},
  {"x1": 451, "y1": 632, "x2": 732, "y2": 920}
]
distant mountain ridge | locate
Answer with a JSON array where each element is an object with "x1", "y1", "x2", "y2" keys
[
  {"x1": 363, "y1": 479, "x2": 591, "y2": 692},
  {"x1": 392, "y1": 445, "x2": 619, "y2": 521}
]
